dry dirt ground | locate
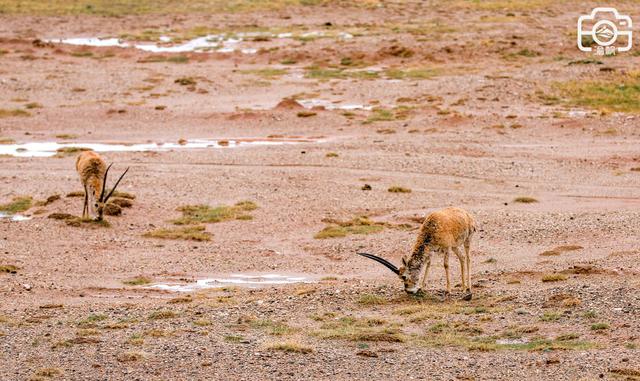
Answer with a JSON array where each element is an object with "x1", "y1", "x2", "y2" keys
[{"x1": 1, "y1": 1, "x2": 640, "y2": 380}]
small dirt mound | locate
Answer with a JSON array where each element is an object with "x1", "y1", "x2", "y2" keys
[{"x1": 275, "y1": 98, "x2": 303, "y2": 110}]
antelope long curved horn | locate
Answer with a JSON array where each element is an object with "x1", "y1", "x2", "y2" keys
[
  {"x1": 104, "y1": 167, "x2": 130, "y2": 202},
  {"x1": 99, "y1": 163, "x2": 113, "y2": 202},
  {"x1": 357, "y1": 252, "x2": 399, "y2": 275}
]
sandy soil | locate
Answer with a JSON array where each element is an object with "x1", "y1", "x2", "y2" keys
[{"x1": 1, "y1": 1, "x2": 640, "y2": 380}]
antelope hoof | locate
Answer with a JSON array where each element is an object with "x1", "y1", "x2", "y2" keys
[{"x1": 462, "y1": 292, "x2": 473, "y2": 301}]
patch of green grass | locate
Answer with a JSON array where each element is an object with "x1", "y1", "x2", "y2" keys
[
  {"x1": 224, "y1": 334, "x2": 245, "y2": 343},
  {"x1": 590, "y1": 322, "x2": 610, "y2": 331},
  {"x1": 143, "y1": 225, "x2": 212, "y2": 241},
  {"x1": 240, "y1": 68, "x2": 287, "y2": 79},
  {"x1": 312, "y1": 316, "x2": 404, "y2": 343},
  {"x1": 54, "y1": 147, "x2": 92, "y2": 157},
  {"x1": 388, "y1": 186, "x2": 411, "y2": 193},
  {"x1": 513, "y1": 196, "x2": 537, "y2": 203},
  {"x1": 384, "y1": 67, "x2": 440, "y2": 80},
  {"x1": 540, "y1": 311, "x2": 562, "y2": 322},
  {"x1": 314, "y1": 216, "x2": 384, "y2": 239},
  {"x1": 71, "y1": 51, "x2": 93, "y2": 57},
  {"x1": 0, "y1": 196, "x2": 32, "y2": 214},
  {"x1": 364, "y1": 108, "x2": 394, "y2": 123},
  {"x1": 555, "y1": 73, "x2": 640, "y2": 113},
  {"x1": 267, "y1": 341, "x2": 313, "y2": 353},
  {"x1": 305, "y1": 67, "x2": 379, "y2": 80},
  {"x1": 541, "y1": 274, "x2": 568, "y2": 283},
  {"x1": 0, "y1": 109, "x2": 30, "y2": 118},
  {"x1": 77, "y1": 314, "x2": 108, "y2": 328},
  {"x1": 172, "y1": 201, "x2": 257, "y2": 225},
  {"x1": 515, "y1": 48, "x2": 541, "y2": 57},
  {"x1": 250, "y1": 319, "x2": 296, "y2": 336},
  {"x1": 123, "y1": 276, "x2": 152, "y2": 286},
  {"x1": 0, "y1": 0, "x2": 351, "y2": 16}
]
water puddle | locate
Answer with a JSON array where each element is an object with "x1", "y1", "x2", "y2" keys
[
  {"x1": 296, "y1": 99, "x2": 373, "y2": 111},
  {"x1": 149, "y1": 273, "x2": 316, "y2": 292},
  {"x1": 0, "y1": 212, "x2": 31, "y2": 221},
  {"x1": 0, "y1": 137, "x2": 319, "y2": 157},
  {"x1": 45, "y1": 31, "x2": 333, "y2": 55}
]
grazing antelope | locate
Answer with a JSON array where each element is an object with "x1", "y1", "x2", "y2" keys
[
  {"x1": 358, "y1": 207, "x2": 476, "y2": 299},
  {"x1": 75, "y1": 151, "x2": 129, "y2": 221}
]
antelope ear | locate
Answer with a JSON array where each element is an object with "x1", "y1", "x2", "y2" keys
[{"x1": 402, "y1": 257, "x2": 408, "y2": 266}]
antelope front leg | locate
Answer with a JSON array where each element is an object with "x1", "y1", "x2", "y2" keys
[
  {"x1": 464, "y1": 240, "x2": 472, "y2": 294},
  {"x1": 82, "y1": 185, "x2": 88, "y2": 219},
  {"x1": 452, "y1": 246, "x2": 466, "y2": 291},
  {"x1": 419, "y1": 252, "x2": 432, "y2": 292},
  {"x1": 443, "y1": 249, "x2": 451, "y2": 298}
]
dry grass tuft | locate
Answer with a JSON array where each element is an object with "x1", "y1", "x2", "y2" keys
[
  {"x1": 358, "y1": 294, "x2": 387, "y2": 305},
  {"x1": 148, "y1": 310, "x2": 177, "y2": 320},
  {"x1": 513, "y1": 196, "x2": 538, "y2": 203},
  {"x1": 0, "y1": 109, "x2": 30, "y2": 118},
  {"x1": 33, "y1": 368, "x2": 62, "y2": 378},
  {"x1": 297, "y1": 111, "x2": 317, "y2": 118},
  {"x1": 117, "y1": 351, "x2": 144, "y2": 362},
  {"x1": 267, "y1": 341, "x2": 313, "y2": 354},
  {"x1": 123, "y1": 276, "x2": 152, "y2": 286},
  {"x1": 388, "y1": 186, "x2": 411, "y2": 193},
  {"x1": 0, "y1": 265, "x2": 19, "y2": 274},
  {"x1": 103, "y1": 203, "x2": 122, "y2": 216},
  {"x1": 143, "y1": 225, "x2": 212, "y2": 241},
  {"x1": 541, "y1": 274, "x2": 568, "y2": 282}
]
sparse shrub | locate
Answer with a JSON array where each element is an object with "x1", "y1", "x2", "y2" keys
[
  {"x1": 296, "y1": 111, "x2": 316, "y2": 118},
  {"x1": 174, "y1": 77, "x2": 196, "y2": 86},
  {"x1": 117, "y1": 351, "x2": 144, "y2": 362},
  {"x1": 148, "y1": 310, "x2": 177, "y2": 320},
  {"x1": 541, "y1": 273, "x2": 567, "y2": 282},
  {"x1": 0, "y1": 109, "x2": 30, "y2": 118},
  {"x1": 388, "y1": 186, "x2": 411, "y2": 193},
  {"x1": 0, "y1": 265, "x2": 18, "y2": 274},
  {"x1": 123, "y1": 276, "x2": 151, "y2": 286},
  {"x1": 513, "y1": 196, "x2": 538, "y2": 203},
  {"x1": 267, "y1": 341, "x2": 313, "y2": 354}
]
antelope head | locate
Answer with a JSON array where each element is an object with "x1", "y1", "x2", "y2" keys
[
  {"x1": 357, "y1": 252, "x2": 421, "y2": 294},
  {"x1": 95, "y1": 163, "x2": 129, "y2": 221}
]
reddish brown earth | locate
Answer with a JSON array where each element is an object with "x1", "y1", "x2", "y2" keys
[{"x1": 1, "y1": 2, "x2": 640, "y2": 380}]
